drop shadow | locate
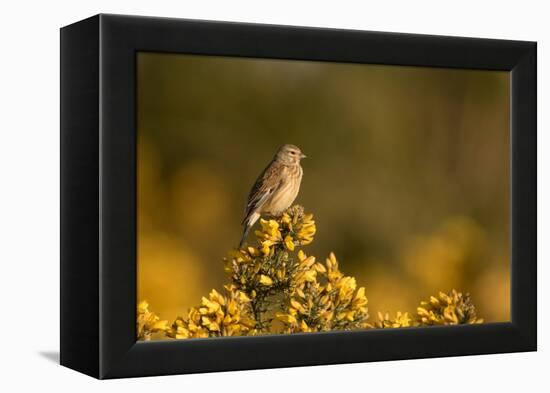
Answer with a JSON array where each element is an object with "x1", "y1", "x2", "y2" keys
[{"x1": 39, "y1": 351, "x2": 60, "y2": 364}]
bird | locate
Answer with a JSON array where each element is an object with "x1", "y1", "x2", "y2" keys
[{"x1": 239, "y1": 144, "x2": 307, "y2": 248}]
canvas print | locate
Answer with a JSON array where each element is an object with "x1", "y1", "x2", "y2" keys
[{"x1": 136, "y1": 53, "x2": 510, "y2": 341}]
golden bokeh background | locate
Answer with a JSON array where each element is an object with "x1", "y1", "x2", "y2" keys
[{"x1": 137, "y1": 52, "x2": 510, "y2": 326}]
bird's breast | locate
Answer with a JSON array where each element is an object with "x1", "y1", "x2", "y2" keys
[{"x1": 262, "y1": 164, "x2": 303, "y2": 215}]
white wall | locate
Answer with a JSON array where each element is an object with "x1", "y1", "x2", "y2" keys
[{"x1": 0, "y1": 1, "x2": 545, "y2": 391}]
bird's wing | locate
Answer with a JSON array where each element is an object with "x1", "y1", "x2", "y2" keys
[{"x1": 243, "y1": 161, "x2": 284, "y2": 223}]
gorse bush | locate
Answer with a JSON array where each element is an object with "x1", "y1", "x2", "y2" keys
[
  {"x1": 137, "y1": 205, "x2": 483, "y2": 341},
  {"x1": 373, "y1": 289, "x2": 483, "y2": 329},
  {"x1": 136, "y1": 300, "x2": 170, "y2": 341}
]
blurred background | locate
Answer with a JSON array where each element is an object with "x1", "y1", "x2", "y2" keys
[{"x1": 137, "y1": 52, "x2": 510, "y2": 326}]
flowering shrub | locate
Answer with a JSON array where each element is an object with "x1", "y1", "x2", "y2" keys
[
  {"x1": 137, "y1": 301, "x2": 169, "y2": 341},
  {"x1": 166, "y1": 287, "x2": 257, "y2": 339},
  {"x1": 137, "y1": 205, "x2": 483, "y2": 340},
  {"x1": 276, "y1": 251, "x2": 369, "y2": 333},
  {"x1": 373, "y1": 289, "x2": 483, "y2": 329},
  {"x1": 416, "y1": 289, "x2": 483, "y2": 325},
  {"x1": 374, "y1": 311, "x2": 413, "y2": 328}
]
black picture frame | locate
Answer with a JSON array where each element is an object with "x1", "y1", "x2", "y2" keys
[{"x1": 60, "y1": 14, "x2": 537, "y2": 379}]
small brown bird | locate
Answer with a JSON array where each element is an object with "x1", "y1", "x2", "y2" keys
[{"x1": 239, "y1": 144, "x2": 306, "y2": 248}]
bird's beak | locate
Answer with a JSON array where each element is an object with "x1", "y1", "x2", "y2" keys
[{"x1": 301, "y1": 153, "x2": 307, "y2": 159}]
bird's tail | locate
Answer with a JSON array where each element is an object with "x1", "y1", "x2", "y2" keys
[
  {"x1": 239, "y1": 226, "x2": 252, "y2": 249},
  {"x1": 239, "y1": 212, "x2": 260, "y2": 248}
]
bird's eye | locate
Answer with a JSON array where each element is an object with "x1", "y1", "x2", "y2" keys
[{"x1": 290, "y1": 151, "x2": 295, "y2": 155}]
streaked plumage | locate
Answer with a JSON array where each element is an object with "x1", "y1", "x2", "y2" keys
[{"x1": 239, "y1": 144, "x2": 306, "y2": 248}]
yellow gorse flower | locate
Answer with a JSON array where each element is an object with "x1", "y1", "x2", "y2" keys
[
  {"x1": 259, "y1": 274, "x2": 274, "y2": 286},
  {"x1": 284, "y1": 235, "x2": 295, "y2": 251}
]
